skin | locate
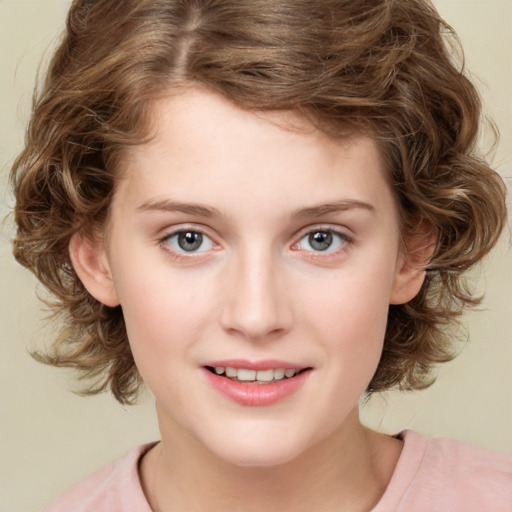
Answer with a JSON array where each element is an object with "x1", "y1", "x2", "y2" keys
[{"x1": 70, "y1": 87, "x2": 429, "y2": 511}]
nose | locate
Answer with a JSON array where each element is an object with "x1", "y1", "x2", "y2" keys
[{"x1": 219, "y1": 249, "x2": 293, "y2": 342}]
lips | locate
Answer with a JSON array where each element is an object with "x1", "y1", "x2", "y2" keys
[{"x1": 202, "y1": 360, "x2": 312, "y2": 406}]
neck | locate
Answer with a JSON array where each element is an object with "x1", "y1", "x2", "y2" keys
[{"x1": 140, "y1": 407, "x2": 402, "y2": 512}]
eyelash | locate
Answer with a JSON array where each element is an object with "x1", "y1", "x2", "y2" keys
[
  {"x1": 158, "y1": 226, "x2": 353, "y2": 261},
  {"x1": 159, "y1": 227, "x2": 218, "y2": 262},
  {"x1": 292, "y1": 228, "x2": 353, "y2": 257}
]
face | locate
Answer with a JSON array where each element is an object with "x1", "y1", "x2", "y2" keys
[{"x1": 89, "y1": 88, "x2": 419, "y2": 467}]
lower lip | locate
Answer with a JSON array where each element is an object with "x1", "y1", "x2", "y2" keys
[{"x1": 203, "y1": 368, "x2": 311, "y2": 406}]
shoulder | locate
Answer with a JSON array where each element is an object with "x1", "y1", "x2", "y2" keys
[
  {"x1": 416, "y1": 430, "x2": 512, "y2": 485},
  {"x1": 42, "y1": 443, "x2": 156, "y2": 512},
  {"x1": 379, "y1": 430, "x2": 512, "y2": 512},
  {"x1": 421, "y1": 431, "x2": 512, "y2": 472}
]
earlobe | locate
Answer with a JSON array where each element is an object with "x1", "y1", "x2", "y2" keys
[
  {"x1": 389, "y1": 228, "x2": 436, "y2": 305},
  {"x1": 68, "y1": 232, "x2": 120, "y2": 307},
  {"x1": 389, "y1": 263, "x2": 427, "y2": 305}
]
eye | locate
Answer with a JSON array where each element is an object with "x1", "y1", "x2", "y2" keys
[
  {"x1": 164, "y1": 230, "x2": 215, "y2": 254},
  {"x1": 296, "y1": 229, "x2": 348, "y2": 253}
]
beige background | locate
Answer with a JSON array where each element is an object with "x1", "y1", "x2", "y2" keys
[{"x1": 1, "y1": 1, "x2": 511, "y2": 510}]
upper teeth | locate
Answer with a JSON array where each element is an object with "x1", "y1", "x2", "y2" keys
[{"x1": 214, "y1": 367, "x2": 298, "y2": 381}]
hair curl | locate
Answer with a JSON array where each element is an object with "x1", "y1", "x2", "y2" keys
[{"x1": 11, "y1": 0, "x2": 507, "y2": 404}]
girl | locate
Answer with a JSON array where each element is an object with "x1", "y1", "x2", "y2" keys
[{"x1": 9, "y1": 1, "x2": 511, "y2": 510}]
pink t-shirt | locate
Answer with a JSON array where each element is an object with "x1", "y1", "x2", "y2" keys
[{"x1": 43, "y1": 430, "x2": 512, "y2": 511}]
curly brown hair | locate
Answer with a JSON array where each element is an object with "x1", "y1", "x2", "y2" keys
[{"x1": 10, "y1": 0, "x2": 507, "y2": 404}]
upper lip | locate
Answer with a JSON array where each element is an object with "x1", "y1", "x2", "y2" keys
[{"x1": 202, "y1": 359, "x2": 310, "y2": 371}]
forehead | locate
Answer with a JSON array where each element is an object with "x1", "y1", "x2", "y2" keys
[
  {"x1": 138, "y1": 87, "x2": 361, "y2": 156},
  {"x1": 113, "y1": 87, "x2": 394, "y2": 223}
]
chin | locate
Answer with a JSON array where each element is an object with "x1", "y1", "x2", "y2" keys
[{"x1": 204, "y1": 428, "x2": 313, "y2": 468}]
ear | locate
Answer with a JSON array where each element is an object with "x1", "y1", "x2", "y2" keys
[
  {"x1": 389, "y1": 225, "x2": 436, "y2": 305},
  {"x1": 69, "y1": 232, "x2": 120, "y2": 307}
]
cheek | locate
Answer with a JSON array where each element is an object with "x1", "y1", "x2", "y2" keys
[
  {"x1": 302, "y1": 267, "x2": 393, "y2": 336},
  {"x1": 114, "y1": 272, "x2": 209, "y2": 408},
  {"x1": 301, "y1": 267, "x2": 394, "y2": 386},
  {"x1": 110, "y1": 254, "x2": 214, "y2": 364}
]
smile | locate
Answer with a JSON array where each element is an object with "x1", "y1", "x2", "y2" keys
[
  {"x1": 202, "y1": 362, "x2": 312, "y2": 406},
  {"x1": 205, "y1": 366, "x2": 303, "y2": 384}
]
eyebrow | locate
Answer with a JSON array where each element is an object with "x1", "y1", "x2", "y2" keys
[
  {"x1": 292, "y1": 199, "x2": 375, "y2": 219},
  {"x1": 136, "y1": 199, "x2": 221, "y2": 217}
]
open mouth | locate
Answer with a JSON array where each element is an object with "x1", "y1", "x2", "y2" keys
[{"x1": 204, "y1": 366, "x2": 311, "y2": 385}]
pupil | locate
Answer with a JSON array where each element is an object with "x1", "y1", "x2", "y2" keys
[
  {"x1": 309, "y1": 231, "x2": 332, "y2": 251},
  {"x1": 178, "y1": 232, "x2": 203, "y2": 251}
]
